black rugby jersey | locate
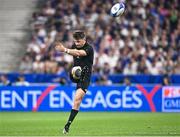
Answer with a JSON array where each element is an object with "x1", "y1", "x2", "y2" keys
[{"x1": 71, "y1": 42, "x2": 94, "y2": 74}]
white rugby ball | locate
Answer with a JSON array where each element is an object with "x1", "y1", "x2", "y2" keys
[
  {"x1": 71, "y1": 66, "x2": 82, "y2": 80},
  {"x1": 110, "y1": 3, "x2": 125, "y2": 17}
]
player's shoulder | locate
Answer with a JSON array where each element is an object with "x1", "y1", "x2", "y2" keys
[
  {"x1": 84, "y1": 42, "x2": 93, "y2": 50},
  {"x1": 85, "y1": 42, "x2": 91, "y2": 46}
]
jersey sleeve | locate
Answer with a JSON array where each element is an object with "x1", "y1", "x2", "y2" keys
[{"x1": 84, "y1": 46, "x2": 93, "y2": 56}]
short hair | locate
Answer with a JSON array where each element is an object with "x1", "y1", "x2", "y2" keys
[{"x1": 73, "y1": 31, "x2": 86, "y2": 40}]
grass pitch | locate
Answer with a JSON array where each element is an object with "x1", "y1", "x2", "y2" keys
[{"x1": 0, "y1": 112, "x2": 179, "y2": 136}]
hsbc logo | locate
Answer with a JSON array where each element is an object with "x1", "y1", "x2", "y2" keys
[{"x1": 162, "y1": 86, "x2": 180, "y2": 112}]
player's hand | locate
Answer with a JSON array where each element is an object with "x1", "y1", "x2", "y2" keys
[{"x1": 54, "y1": 41, "x2": 65, "y2": 52}]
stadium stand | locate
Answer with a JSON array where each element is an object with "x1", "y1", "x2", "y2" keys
[
  {"x1": 0, "y1": 0, "x2": 36, "y2": 72},
  {"x1": 1, "y1": 0, "x2": 180, "y2": 85},
  {"x1": 20, "y1": 0, "x2": 179, "y2": 74}
]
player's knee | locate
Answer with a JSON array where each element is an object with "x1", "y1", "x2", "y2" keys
[
  {"x1": 74, "y1": 98, "x2": 81, "y2": 106},
  {"x1": 73, "y1": 98, "x2": 82, "y2": 109},
  {"x1": 73, "y1": 88, "x2": 85, "y2": 109}
]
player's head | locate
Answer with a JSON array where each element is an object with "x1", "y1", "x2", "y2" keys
[{"x1": 73, "y1": 31, "x2": 86, "y2": 48}]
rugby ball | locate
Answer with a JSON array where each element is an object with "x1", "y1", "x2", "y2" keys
[
  {"x1": 110, "y1": 3, "x2": 125, "y2": 17},
  {"x1": 71, "y1": 66, "x2": 82, "y2": 80}
]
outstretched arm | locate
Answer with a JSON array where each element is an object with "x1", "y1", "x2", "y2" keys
[{"x1": 54, "y1": 42, "x2": 87, "y2": 57}]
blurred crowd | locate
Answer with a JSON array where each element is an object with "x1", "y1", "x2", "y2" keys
[{"x1": 19, "y1": 0, "x2": 180, "y2": 76}]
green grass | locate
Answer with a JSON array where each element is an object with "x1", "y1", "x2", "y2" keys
[{"x1": 0, "y1": 112, "x2": 180, "y2": 136}]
